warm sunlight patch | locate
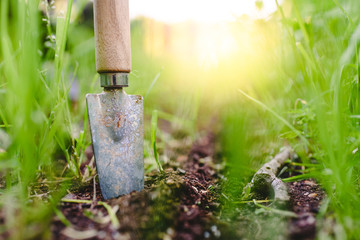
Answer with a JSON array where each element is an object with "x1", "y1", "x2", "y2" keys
[{"x1": 130, "y1": 0, "x2": 282, "y2": 23}]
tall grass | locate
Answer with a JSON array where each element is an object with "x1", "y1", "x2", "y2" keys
[
  {"x1": 2, "y1": 0, "x2": 360, "y2": 238},
  {"x1": 0, "y1": 0, "x2": 75, "y2": 238},
  {"x1": 0, "y1": 0, "x2": 203, "y2": 237},
  {"x1": 221, "y1": 0, "x2": 360, "y2": 238},
  {"x1": 279, "y1": 1, "x2": 360, "y2": 237}
]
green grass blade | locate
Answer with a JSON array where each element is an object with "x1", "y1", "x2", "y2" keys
[
  {"x1": 238, "y1": 89, "x2": 310, "y2": 147},
  {"x1": 253, "y1": 199, "x2": 298, "y2": 218},
  {"x1": 145, "y1": 71, "x2": 161, "y2": 99},
  {"x1": 151, "y1": 110, "x2": 164, "y2": 173},
  {"x1": 281, "y1": 173, "x2": 314, "y2": 183},
  {"x1": 332, "y1": 0, "x2": 355, "y2": 28}
]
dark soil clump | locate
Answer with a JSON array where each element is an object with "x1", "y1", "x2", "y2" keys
[
  {"x1": 288, "y1": 179, "x2": 325, "y2": 240},
  {"x1": 175, "y1": 134, "x2": 220, "y2": 240}
]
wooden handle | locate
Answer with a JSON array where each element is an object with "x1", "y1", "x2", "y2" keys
[{"x1": 94, "y1": 0, "x2": 131, "y2": 73}]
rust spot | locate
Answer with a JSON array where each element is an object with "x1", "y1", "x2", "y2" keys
[
  {"x1": 115, "y1": 114, "x2": 126, "y2": 129},
  {"x1": 117, "y1": 117, "x2": 121, "y2": 128},
  {"x1": 101, "y1": 114, "x2": 126, "y2": 129},
  {"x1": 135, "y1": 96, "x2": 143, "y2": 104},
  {"x1": 103, "y1": 116, "x2": 113, "y2": 127}
]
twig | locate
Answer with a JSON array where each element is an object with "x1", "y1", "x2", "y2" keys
[
  {"x1": 93, "y1": 176, "x2": 97, "y2": 202},
  {"x1": 245, "y1": 147, "x2": 292, "y2": 204},
  {"x1": 233, "y1": 199, "x2": 272, "y2": 204},
  {"x1": 61, "y1": 199, "x2": 92, "y2": 204}
]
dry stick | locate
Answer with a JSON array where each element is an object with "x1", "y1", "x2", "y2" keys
[
  {"x1": 247, "y1": 147, "x2": 292, "y2": 205},
  {"x1": 90, "y1": 176, "x2": 97, "y2": 210},
  {"x1": 93, "y1": 176, "x2": 97, "y2": 202},
  {"x1": 233, "y1": 199, "x2": 273, "y2": 204}
]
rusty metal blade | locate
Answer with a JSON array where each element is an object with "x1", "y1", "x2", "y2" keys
[{"x1": 86, "y1": 89, "x2": 144, "y2": 199}]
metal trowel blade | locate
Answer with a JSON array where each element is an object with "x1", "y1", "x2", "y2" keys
[{"x1": 86, "y1": 89, "x2": 144, "y2": 199}]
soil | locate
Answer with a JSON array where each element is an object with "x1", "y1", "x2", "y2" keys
[
  {"x1": 1, "y1": 130, "x2": 329, "y2": 240},
  {"x1": 50, "y1": 137, "x2": 328, "y2": 240},
  {"x1": 175, "y1": 134, "x2": 220, "y2": 240},
  {"x1": 0, "y1": 120, "x2": 322, "y2": 240},
  {"x1": 51, "y1": 133, "x2": 225, "y2": 240},
  {"x1": 288, "y1": 179, "x2": 325, "y2": 240}
]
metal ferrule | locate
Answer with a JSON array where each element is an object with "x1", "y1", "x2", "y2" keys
[{"x1": 100, "y1": 72, "x2": 129, "y2": 88}]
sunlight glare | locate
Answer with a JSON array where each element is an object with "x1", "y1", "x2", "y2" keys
[
  {"x1": 130, "y1": 0, "x2": 282, "y2": 23},
  {"x1": 131, "y1": 0, "x2": 282, "y2": 93},
  {"x1": 195, "y1": 24, "x2": 238, "y2": 69}
]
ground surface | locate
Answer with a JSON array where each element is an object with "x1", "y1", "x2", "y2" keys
[
  {"x1": 51, "y1": 133, "x2": 229, "y2": 240},
  {"x1": 50, "y1": 133, "x2": 326, "y2": 240},
  {"x1": 288, "y1": 179, "x2": 325, "y2": 240}
]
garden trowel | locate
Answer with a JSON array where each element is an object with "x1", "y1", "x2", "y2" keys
[{"x1": 86, "y1": 0, "x2": 144, "y2": 199}]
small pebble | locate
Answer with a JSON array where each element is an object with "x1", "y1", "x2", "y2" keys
[
  {"x1": 177, "y1": 168, "x2": 186, "y2": 174},
  {"x1": 211, "y1": 225, "x2": 221, "y2": 238},
  {"x1": 303, "y1": 180, "x2": 316, "y2": 187},
  {"x1": 176, "y1": 155, "x2": 188, "y2": 163},
  {"x1": 97, "y1": 231, "x2": 106, "y2": 239},
  {"x1": 166, "y1": 179, "x2": 175, "y2": 185},
  {"x1": 308, "y1": 193, "x2": 317, "y2": 198},
  {"x1": 163, "y1": 235, "x2": 172, "y2": 240},
  {"x1": 307, "y1": 215, "x2": 316, "y2": 225},
  {"x1": 167, "y1": 228, "x2": 174, "y2": 235}
]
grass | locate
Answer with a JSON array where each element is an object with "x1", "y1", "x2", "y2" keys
[
  {"x1": 1, "y1": 0, "x2": 360, "y2": 239},
  {"x1": 221, "y1": 0, "x2": 360, "y2": 238},
  {"x1": 0, "y1": 1, "x2": 200, "y2": 238},
  {"x1": 60, "y1": 198, "x2": 120, "y2": 229},
  {"x1": 253, "y1": 199, "x2": 298, "y2": 218},
  {"x1": 151, "y1": 110, "x2": 164, "y2": 173}
]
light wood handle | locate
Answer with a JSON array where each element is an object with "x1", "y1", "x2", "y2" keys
[{"x1": 94, "y1": 0, "x2": 131, "y2": 73}]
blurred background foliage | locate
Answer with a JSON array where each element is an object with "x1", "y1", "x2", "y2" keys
[{"x1": 1, "y1": 0, "x2": 360, "y2": 238}]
